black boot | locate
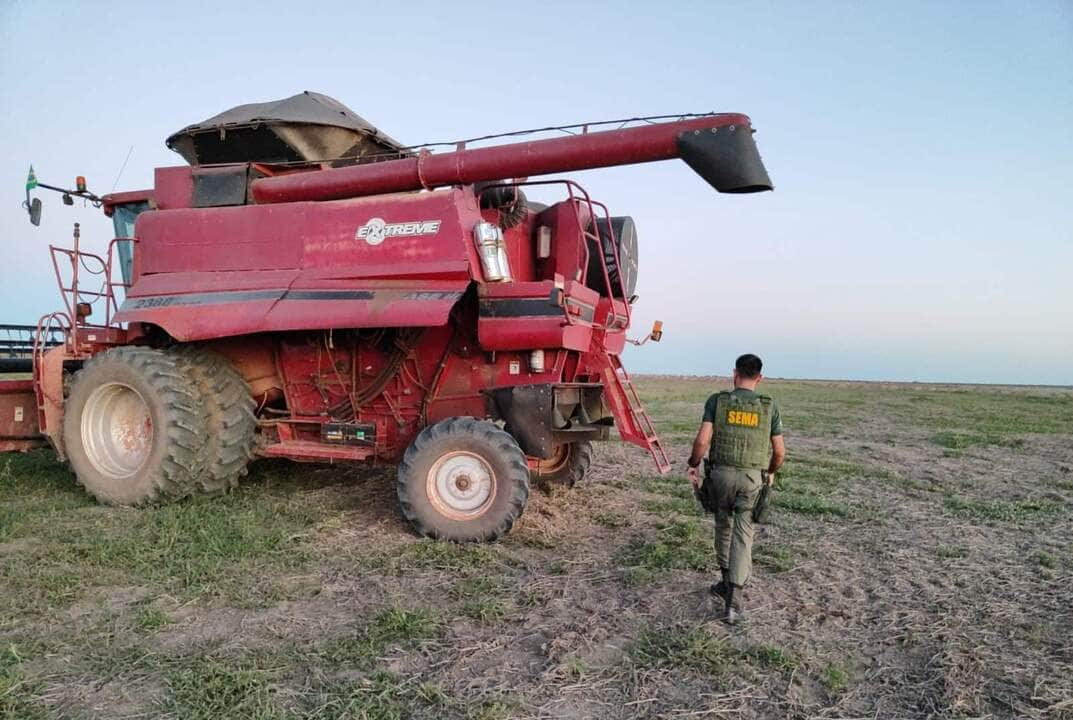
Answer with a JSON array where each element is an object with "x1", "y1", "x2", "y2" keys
[
  {"x1": 723, "y1": 584, "x2": 744, "y2": 625},
  {"x1": 709, "y1": 568, "x2": 730, "y2": 599}
]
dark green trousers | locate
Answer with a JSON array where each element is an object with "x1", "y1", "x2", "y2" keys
[{"x1": 710, "y1": 465, "x2": 763, "y2": 587}]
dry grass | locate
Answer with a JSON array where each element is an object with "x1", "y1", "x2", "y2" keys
[{"x1": 1, "y1": 377, "x2": 1071, "y2": 719}]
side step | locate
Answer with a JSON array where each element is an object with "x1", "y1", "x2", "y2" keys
[
  {"x1": 260, "y1": 441, "x2": 375, "y2": 463},
  {"x1": 599, "y1": 353, "x2": 672, "y2": 475}
]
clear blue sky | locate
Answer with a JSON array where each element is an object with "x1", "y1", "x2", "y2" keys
[{"x1": 1, "y1": 1, "x2": 1070, "y2": 384}]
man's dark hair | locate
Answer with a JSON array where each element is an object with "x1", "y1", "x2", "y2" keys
[{"x1": 735, "y1": 353, "x2": 763, "y2": 379}]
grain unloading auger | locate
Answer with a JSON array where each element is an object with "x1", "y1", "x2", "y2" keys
[{"x1": 5, "y1": 92, "x2": 772, "y2": 541}]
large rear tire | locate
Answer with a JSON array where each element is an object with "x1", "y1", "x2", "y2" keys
[
  {"x1": 529, "y1": 441, "x2": 593, "y2": 488},
  {"x1": 397, "y1": 417, "x2": 530, "y2": 542},
  {"x1": 63, "y1": 346, "x2": 208, "y2": 506},
  {"x1": 176, "y1": 347, "x2": 256, "y2": 493}
]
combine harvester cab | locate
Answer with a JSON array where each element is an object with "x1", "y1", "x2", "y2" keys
[{"x1": 8, "y1": 92, "x2": 772, "y2": 541}]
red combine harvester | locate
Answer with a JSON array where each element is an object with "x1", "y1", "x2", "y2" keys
[{"x1": 4, "y1": 92, "x2": 771, "y2": 540}]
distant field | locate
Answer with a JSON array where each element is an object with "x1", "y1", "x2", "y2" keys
[{"x1": 1, "y1": 377, "x2": 1071, "y2": 719}]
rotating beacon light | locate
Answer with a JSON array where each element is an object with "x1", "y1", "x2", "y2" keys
[{"x1": 473, "y1": 221, "x2": 513, "y2": 282}]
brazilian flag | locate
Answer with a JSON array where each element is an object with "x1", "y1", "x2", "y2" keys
[{"x1": 26, "y1": 165, "x2": 37, "y2": 191}]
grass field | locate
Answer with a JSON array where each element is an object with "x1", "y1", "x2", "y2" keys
[{"x1": 2, "y1": 377, "x2": 1072, "y2": 719}]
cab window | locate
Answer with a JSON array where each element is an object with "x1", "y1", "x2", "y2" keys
[{"x1": 110, "y1": 201, "x2": 150, "y2": 285}]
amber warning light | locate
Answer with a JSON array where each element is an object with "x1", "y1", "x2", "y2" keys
[{"x1": 627, "y1": 320, "x2": 664, "y2": 346}]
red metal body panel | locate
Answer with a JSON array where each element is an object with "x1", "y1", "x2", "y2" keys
[
  {"x1": 115, "y1": 189, "x2": 483, "y2": 341},
  {"x1": 252, "y1": 114, "x2": 752, "y2": 203},
  {"x1": 118, "y1": 280, "x2": 467, "y2": 342},
  {"x1": 536, "y1": 200, "x2": 593, "y2": 283},
  {"x1": 33, "y1": 345, "x2": 66, "y2": 456},
  {"x1": 0, "y1": 380, "x2": 45, "y2": 452},
  {"x1": 477, "y1": 280, "x2": 598, "y2": 352},
  {"x1": 132, "y1": 188, "x2": 481, "y2": 275},
  {"x1": 602, "y1": 327, "x2": 627, "y2": 355},
  {"x1": 477, "y1": 317, "x2": 592, "y2": 353},
  {"x1": 262, "y1": 438, "x2": 375, "y2": 462},
  {"x1": 153, "y1": 166, "x2": 195, "y2": 210}
]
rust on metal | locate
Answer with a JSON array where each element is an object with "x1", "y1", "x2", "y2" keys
[{"x1": 0, "y1": 379, "x2": 45, "y2": 452}]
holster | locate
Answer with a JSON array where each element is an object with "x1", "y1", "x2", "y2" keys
[
  {"x1": 694, "y1": 459, "x2": 716, "y2": 514},
  {"x1": 752, "y1": 470, "x2": 772, "y2": 524}
]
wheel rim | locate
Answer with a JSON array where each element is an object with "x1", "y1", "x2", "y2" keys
[
  {"x1": 426, "y1": 450, "x2": 496, "y2": 520},
  {"x1": 534, "y1": 444, "x2": 571, "y2": 476},
  {"x1": 81, "y1": 382, "x2": 153, "y2": 479}
]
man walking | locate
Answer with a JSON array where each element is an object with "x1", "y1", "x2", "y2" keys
[{"x1": 686, "y1": 354, "x2": 785, "y2": 624}]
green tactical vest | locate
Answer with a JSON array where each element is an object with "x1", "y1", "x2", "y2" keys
[{"x1": 709, "y1": 391, "x2": 774, "y2": 470}]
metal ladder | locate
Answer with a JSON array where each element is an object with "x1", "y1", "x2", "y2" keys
[{"x1": 601, "y1": 352, "x2": 671, "y2": 475}]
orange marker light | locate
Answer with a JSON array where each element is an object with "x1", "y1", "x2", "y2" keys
[{"x1": 75, "y1": 176, "x2": 87, "y2": 192}]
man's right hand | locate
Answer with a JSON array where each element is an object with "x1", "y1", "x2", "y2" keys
[{"x1": 687, "y1": 465, "x2": 701, "y2": 489}]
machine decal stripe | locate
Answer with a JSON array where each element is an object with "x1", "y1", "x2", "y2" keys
[
  {"x1": 282, "y1": 290, "x2": 375, "y2": 301},
  {"x1": 479, "y1": 298, "x2": 595, "y2": 322},
  {"x1": 121, "y1": 290, "x2": 283, "y2": 310},
  {"x1": 120, "y1": 289, "x2": 461, "y2": 311}
]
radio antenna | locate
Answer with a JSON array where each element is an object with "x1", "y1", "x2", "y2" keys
[{"x1": 110, "y1": 145, "x2": 135, "y2": 192}]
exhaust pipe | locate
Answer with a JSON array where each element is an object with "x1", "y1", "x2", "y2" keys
[{"x1": 251, "y1": 114, "x2": 772, "y2": 204}]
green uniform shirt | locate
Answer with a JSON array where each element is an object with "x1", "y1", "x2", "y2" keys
[{"x1": 703, "y1": 388, "x2": 782, "y2": 437}]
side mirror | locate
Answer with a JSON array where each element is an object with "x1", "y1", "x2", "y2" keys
[{"x1": 29, "y1": 198, "x2": 42, "y2": 226}]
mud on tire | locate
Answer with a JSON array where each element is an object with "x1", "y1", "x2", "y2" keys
[
  {"x1": 175, "y1": 346, "x2": 257, "y2": 493},
  {"x1": 63, "y1": 346, "x2": 208, "y2": 506},
  {"x1": 529, "y1": 441, "x2": 593, "y2": 488},
  {"x1": 397, "y1": 417, "x2": 530, "y2": 542}
]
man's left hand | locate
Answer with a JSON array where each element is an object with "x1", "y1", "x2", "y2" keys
[{"x1": 687, "y1": 465, "x2": 701, "y2": 489}]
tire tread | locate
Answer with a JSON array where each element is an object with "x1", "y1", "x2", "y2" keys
[
  {"x1": 65, "y1": 346, "x2": 209, "y2": 505},
  {"x1": 398, "y1": 417, "x2": 530, "y2": 542},
  {"x1": 175, "y1": 346, "x2": 257, "y2": 493},
  {"x1": 530, "y1": 441, "x2": 593, "y2": 488}
]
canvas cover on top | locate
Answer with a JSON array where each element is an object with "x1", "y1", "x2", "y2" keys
[{"x1": 166, "y1": 91, "x2": 407, "y2": 166}]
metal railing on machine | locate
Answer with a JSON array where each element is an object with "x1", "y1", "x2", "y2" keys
[
  {"x1": 482, "y1": 179, "x2": 633, "y2": 331},
  {"x1": 43, "y1": 222, "x2": 132, "y2": 354}
]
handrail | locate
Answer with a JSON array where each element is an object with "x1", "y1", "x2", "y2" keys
[
  {"x1": 484, "y1": 179, "x2": 629, "y2": 330},
  {"x1": 46, "y1": 225, "x2": 133, "y2": 348},
  {"x1": 587, "y1": 198, "x2": 631, "y2": 329}
]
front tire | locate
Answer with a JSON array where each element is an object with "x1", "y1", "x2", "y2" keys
[
  {"x1": 63, "y1": 346, "x2": 208, "y2": 506},
  {"x1": 397, "y1": 417, "x2": 530, "y2": 542}
]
